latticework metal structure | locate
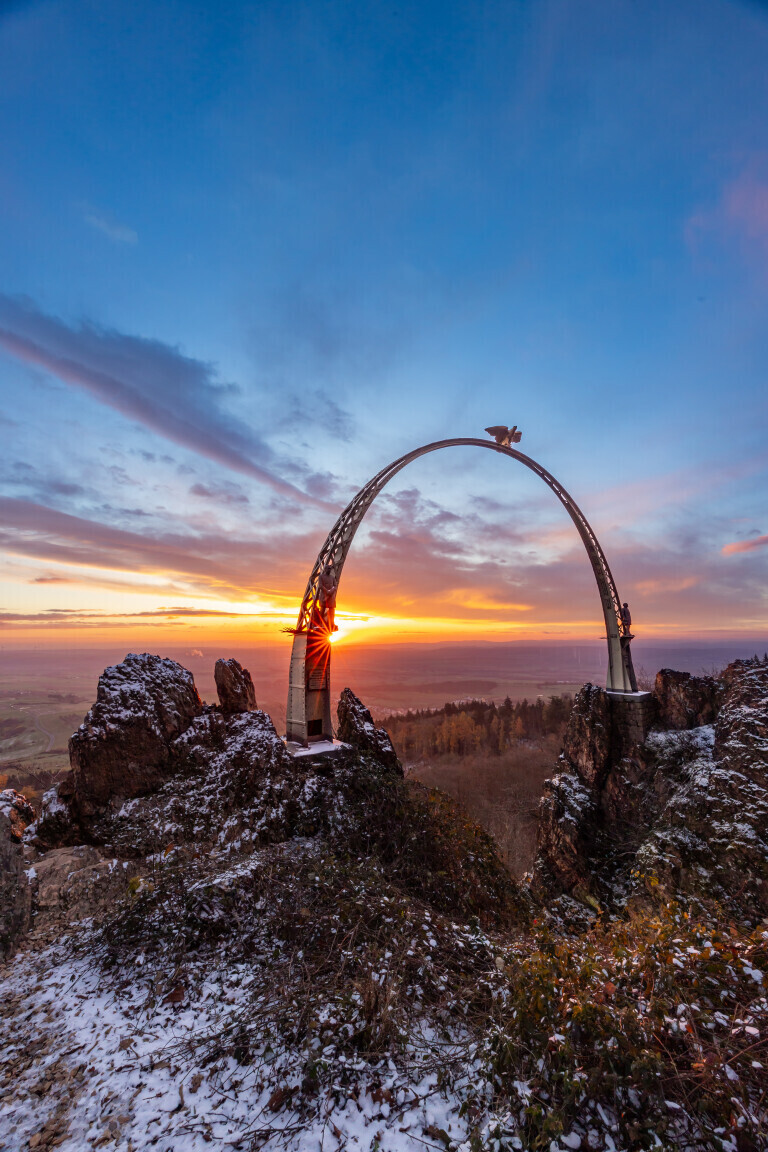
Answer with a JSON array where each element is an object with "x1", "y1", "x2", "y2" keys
[{"x1": 286, "y1": 438, "x2": 637, "y2": 744}]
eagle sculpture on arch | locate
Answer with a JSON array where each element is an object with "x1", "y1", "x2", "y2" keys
[{"x1": 485, "y1": 424, "x2": 522, "y2": 446}]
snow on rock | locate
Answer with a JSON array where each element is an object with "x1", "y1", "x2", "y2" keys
[
  {"x1": 535, "y1": 657, "x2": 768, "y2": 919},
  {"x1": 535, "y1": 771, "x2": 597, "y2": 897},
  {"x1": 98, "y1": 708, "x2": 295, "y2": 856},
  {"x1": 214, "y1": 657, "x2": 257, "y2": 714},
  {"x1": 560, "y1": 683, "x2": 613, "y2": 789},
  {"x1": 25, "y1": 782, "x2": 80, "y2": 851},
  {"x1": 0, "y1": 788, "x2": 35, "y2": 842},
  {"x1": 58, "y1": 653, "x2": 203, "y2": 830},
  {"x1": 337, "y1": 688, "x2": 402, "y2": 775}
]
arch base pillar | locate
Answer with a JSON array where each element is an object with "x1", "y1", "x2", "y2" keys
[
  {"x1": 286, "y1": 630, "x2": 334, "y2": 745},
  {"x1": 606, "y1": 634, "x2": 639, "y2": 694}
]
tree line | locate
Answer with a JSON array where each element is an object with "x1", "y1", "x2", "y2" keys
[{"x1": 380, "y1": 694, "x2": 574, "y2": 760}]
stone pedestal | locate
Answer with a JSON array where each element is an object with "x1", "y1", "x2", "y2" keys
[{"x1": 607, "y1": 691, "x2": 656, "y2": 755}]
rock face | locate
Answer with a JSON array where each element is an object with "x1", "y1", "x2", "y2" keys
[
  {"x1": 31, "y1": 845, "x2": 136, "y2": 934},
  {"x1": 27, "y1": 777, "x2": 81, "y2": 850},
  {"x1": 215, "y1": 657, "x2": 256, "y2": 713},
  {"x1": 69, "y1": 653, "x2": 203, "y2": 813},
  {"x1": 561, "y1": 684, "x2": 612, "y2": 789},
  {"x1": 337, "y1": 688, "x2": 402, "y2": 775},
  {"x1": 536, "y1": 771, "x2": 598, "y2": 897},
  {"x1": 1, "y1": 798, "x2": 33, "y2": 959},
  {"x1": 0, "y1": 789, "x2": 35, "y2": 842},
  {"x1": 535, "y1": 658, "x2": 768, "y2": 921},
  {"x1": 653, "y1": 668, "x2": 720, "y2": 730},
  {"x1": 78, "y1": 707, "x2": 295, "y2": 857}
]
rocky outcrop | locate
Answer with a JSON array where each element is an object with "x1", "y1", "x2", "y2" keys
[
  {"x1": 560, "y1": 684, "x2": 612, "y2": 788},
  {"x1": 89, "y1": 708, "x2": 295, "y2": 856},
  {"x1": 174, "y1": 708, "x2": 289, "y2": 777},
  {"x1": 534, "y1": 685, "x2": 615, "y2": 896},
  {"x1": 535, "y1": 658, "x2": 768, "y2": 921},
  {"x1": 536, "y1": 772, "x2": 598, "y2": 896},
  {"x1": 215, "y1": 657, "x2": 257, "y2": 714},
  {"x1": 0, "y1": 790, "x2": 35, "y2": 957},
  {"x1": 337, "y1": 688, "x2": 402, "y2": 775},
  {"x1": 27, "y1": 776, "x2": 81, "y2": 850},
  {"x1": 4, "y1": 650, "x2": 508, "y2": 972},
  {"x1": 0, "y1": 789, "x2": 35, "y2": 842},
  {"x1": 713, "y1": 658, "x2": 768, "y2": 768},
  {"x1": 636, "y1": 657, "x2": 768, "y2": 916},
  {"x1": 31, "y1": 845, "x2": 137, "y2": 936},
  {"x1": 69, "y1": 653, "x2": 203, "y2": 814},
  {"x1": 653, "y1": 668, "x2": 720, "y2": 730}
]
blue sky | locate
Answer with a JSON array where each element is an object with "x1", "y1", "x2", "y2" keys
[{"x1": 0, "y1": 0, "x2": 767, "y2": 645}]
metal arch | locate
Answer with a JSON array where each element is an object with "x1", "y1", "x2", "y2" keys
[{"x1": 286, "y1": 438, "x2": 638, "y2": 744}]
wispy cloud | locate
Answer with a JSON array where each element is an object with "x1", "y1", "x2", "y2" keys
[
  {"x1": 83, "y1": 208, "x2": 138, "y2": 245},
  {"x1": 722, "y1": 533, "x2": 768, "y2": 555},
  {"x1": 723, "y1": 173, "x2": 768, "y2": 248},
  {"x1": 0, "y1": 496, "x2": 313, "y2": 599},
  {"x1": 686, "y1": 165, "x2": 768, "y2": 268},
  {"x1": 190, "y1": 481, "x2": 249, "y2": 505},
  {"x1": 0, "y1": 606, "x2": 290, "y2": 627},
  {"x1": 0, "y1": 294, "x2": 314, "y2": 502}
]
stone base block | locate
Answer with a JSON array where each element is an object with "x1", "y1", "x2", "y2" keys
[{"x1": 607, "y1": 691, "x2": 657, "y2": 754}]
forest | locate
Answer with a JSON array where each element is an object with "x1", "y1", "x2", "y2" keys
[
  {"x1": 378, "y1": 694, "x2": 575, "y2": 874},
  {"x1": 379, "y1": 692, "x2": 574, "y2": 760}
]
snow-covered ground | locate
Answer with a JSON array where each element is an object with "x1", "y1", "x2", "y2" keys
[{"x1": 0, "y1": 943, "x2": 482, "y2": 1152}]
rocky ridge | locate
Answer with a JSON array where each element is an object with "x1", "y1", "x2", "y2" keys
[
  {"x1": 5, "y1": 651, "x2": 517, "y2": 959},
  {"x1": 535, "y1": 658, "x2": 768, "y2": 920},
  {"x1": 214, "y1": 656, "x2": 257, "y2": 714}
]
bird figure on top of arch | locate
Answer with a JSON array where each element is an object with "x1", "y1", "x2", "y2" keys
[{"x1": 485, "y1": 424, "x2": 522, "y2": 446}]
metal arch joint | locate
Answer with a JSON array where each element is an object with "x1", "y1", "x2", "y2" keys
[{"x1": 285, "y1": 438, "x2": 638, "y2": 745}]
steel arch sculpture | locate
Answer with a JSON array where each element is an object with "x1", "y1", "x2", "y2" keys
[{"x1": 286, "y1": 438, "x2": 637, "y2": 745}]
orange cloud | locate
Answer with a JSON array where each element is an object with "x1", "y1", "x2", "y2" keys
[{"x1": 722, "y1": 534, "x2": 768, "y2": 555}]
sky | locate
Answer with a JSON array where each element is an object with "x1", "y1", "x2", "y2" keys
[{"x1": 0, "y1": 0, "x2": 767, "y2": 652}]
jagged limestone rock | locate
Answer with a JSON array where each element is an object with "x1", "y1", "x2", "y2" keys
[
  {"x1": 25, "y1": 775, "x2": 82, "y2": 850},
  {"x1": 92, "y1": 708, "x2": 295, "y2": 856},
  {"x1": 69, "y1": 653, "x2": 203, "y2": 813},
  {"x1": 560, "y1": 683, "x2": 613, "y2": 788},
  {"x1": 533, "y1": 683, "x2": 613, "y2": 897},
  {"x1": 535, "y1": 658, "x2": 768, "y2": 920},
  {"x1": 336, "y1": 688, "x2": 402, "y2": 775},
  {"x1": 214, "y1": 657, "x2": 257, "y2": 714},
  {"x1": 653, "y1": 668, "x2": 720, "y2": 730},
  {"x1": 536, "y1": 771, "x2": 598, "y2": 895}
]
